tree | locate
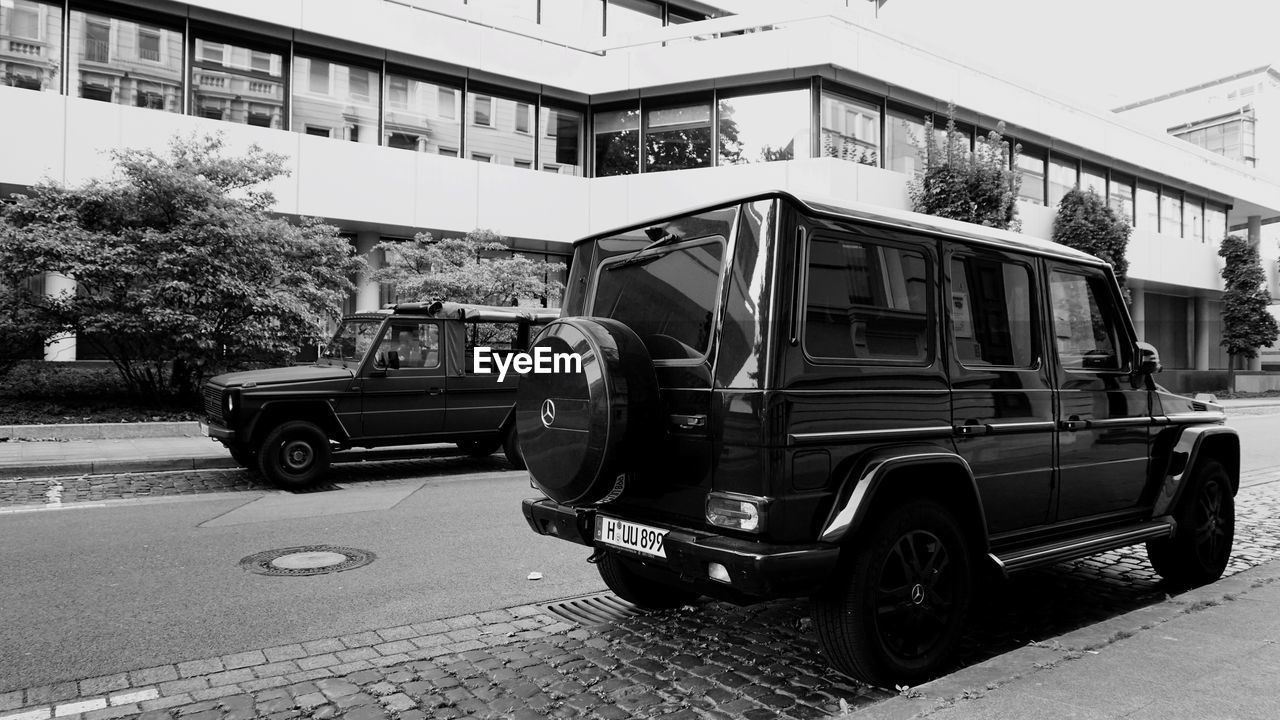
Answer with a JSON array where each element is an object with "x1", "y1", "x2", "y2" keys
[
  {"x1": 372, "y1": 229, "x2": 565, "y2": 308},
  {"x1": 1218, "y1": 234, "x2": 1279, "y2": 367},
  {"x1": 0, "y1": 133, "x2": 365, "y2": 400},
  {"x1": 907, "y1": 106, "x2": 1022, "y2": 231},
  {"x1": 1052, "y1": 187, "x2": 1132, "y2": 298}
]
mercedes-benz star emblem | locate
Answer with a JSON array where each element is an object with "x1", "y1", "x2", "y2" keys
[
  {"x1": 910, "y1": 583, "x2": 925, "y2": 605},
  {"x1": 540, "y1": 399, "x2": 557, "y2": 428}
]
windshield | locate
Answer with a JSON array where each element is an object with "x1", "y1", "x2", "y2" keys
[
  {"x1": 322, "y1": 319, "x2": 383, "y2": 365},
  {"x1": 592, "y1": 238, "x2": 725, "y2": 361}
]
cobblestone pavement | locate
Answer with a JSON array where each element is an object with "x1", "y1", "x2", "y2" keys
[{"x1": 3, "y1": 474, "x2": 1279, "y2": 719}]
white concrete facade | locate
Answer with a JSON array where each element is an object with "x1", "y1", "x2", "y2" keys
[{"x1": 3, "y1": 0, "x2": 1280, "y2": 376}]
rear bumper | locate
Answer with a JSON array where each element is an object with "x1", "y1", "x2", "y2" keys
[{"x1": 522, "y1": 497, "x2": 841, "y2": 601}]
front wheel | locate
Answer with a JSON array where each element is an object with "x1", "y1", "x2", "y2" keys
[
  {"x1": 1147, "y1": 459, "x2": 1234, "y2": 588},
  {"x1": 597, "y1": 551, "x2": 700, "y2": 610},
  {"x1": 257, "y1": 421, "x2": 331, "y2": 489},
  {"x1": 812, "y1": 499, "x2": 973, "y2": 687}
]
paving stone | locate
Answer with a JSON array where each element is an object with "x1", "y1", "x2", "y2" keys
[
  {"x1": 301, "y1": 640, "x2": 345, "y2": 656},
  {"x1": 339, "y1": 632, "x2": 383, "y2": 649},
  {"x1": 204, "y1": 668, "x2": 254, "y2": 688},
  {"x1": 0, "y1": 691, "x2": 24, "y2": 712},
  {"x1": 219, "y1": 651, "x2": 267, "y2": 671},
  {"x1": 175, "y1": 660, "x2": 223, "y2": 680},
  {"x1": 379, "y1": 693, "x2": 416, "y2": 713},
  {"x1": 253, "y1": 661, "x2": 300, "y2": 679},
  {"x1": 129, "y1": 667, "x2": 180, "y2": 687},
  {"x1": 78, "y1": 674, "x2": 130, "y2": 696},
  {"x1": 158, "y1": 679, "x2": 209, "y2": 696},
  {"x1": 295, "y1": 654, "x2": 339, "y2": 671}
]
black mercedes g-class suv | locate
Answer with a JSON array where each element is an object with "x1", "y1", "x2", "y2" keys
[
  {"x1": 202, "y1": 302, "x2": 556, "y2": 487},
  {"x1": 516, "y1": 191, "x2": 1238, "y2": 686}
]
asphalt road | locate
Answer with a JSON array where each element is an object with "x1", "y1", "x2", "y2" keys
[{"x1": 0, "y1": 471, "x2": 601, "y2": 692}]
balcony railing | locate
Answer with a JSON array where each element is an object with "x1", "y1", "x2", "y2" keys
[
  {"x1": 7, "y1": 40, "x2": 42, "y2": 56},
  {"x1": 139, "y1": 46, "x2": 160, "y2": 62},
  {"x1": 83, "y1": 38, "x2": 109, "y2": 63}
]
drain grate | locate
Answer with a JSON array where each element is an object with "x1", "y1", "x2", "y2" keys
[
  {"x1": 239, "y1": 545, "x2": 376, "y2": 577},
  {"x1": 541, "y1": 592, "x2": 644, "y2": 626}
]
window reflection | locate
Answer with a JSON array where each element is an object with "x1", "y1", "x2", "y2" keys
[
  {"x1": 1, "y1": 0, "x2": 62, "y2": 92},
  {"x1": 466, "y1": 91, "x2": 535, "y2": 167},
  {"x1": 820, "y1": 91, "x2": 878, "y2": 166},
  {"x1": 1081, "y1": 164, "x2": 1105, "y2": 197},
  {"x1": 594, "y1": 106, "x2": 640, "y2": 176},
  {"x1": 646, "y1": 102, "x2": 712, "y2": 172},
  {"x1": 1185, "y1": 196, "x2": 1204, "y2": 242},
  {"x1": 1136, "y1": 181, "x2": 1159, "y2": 232},
  {"x1": 192, "y1": 38, "x2": 284, "y2": 129},
  {"x1": 539, "y1": 105, "x2": 584, "y2": 175},
  {"x1": 886, "y1": 108, "x2": 925, "y2": 175},
  {"x1": 720, "y1": 89, "x2": 809, "y2": 165},
  {"x1": 1205, "y1": 203, "x2": 1227, "y2": 243},
  {"x1": 69, "y1": 10, "x2": 182, "y2": 111},
  {"x1": 1108, "y1": 174, "x2": 1135, "y2": 224},
  {"x1": 292, "y1": 55, "x2": 379, "y2": 142},
  {"x1": 1160, "y1": 189, "x2": 1183, "y2": 237},
  {"x1": 383, "y1": 73, "x2": 461, "y2": 154},
  {"x1": 1016, "y1": 148, "x2": 1046, "y2": 206},
  {"x1": 1047, "y1": 156, "x2": 1077, "y2": 207}
]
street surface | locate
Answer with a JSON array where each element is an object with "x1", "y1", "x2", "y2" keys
[{"x1": 1, "y1": 406, "x2": 1279, "y2": 718}]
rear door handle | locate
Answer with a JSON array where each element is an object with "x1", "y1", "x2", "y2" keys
[
  {"x1": 953, "y1": 420, "x2": 991, "y2": 436},
  {"x1": 1060, "y1": 415, "x2": 1090, "y2": 431},
  {"x1": 427, "y1": 387, "x2": 445, "y2": 396}
]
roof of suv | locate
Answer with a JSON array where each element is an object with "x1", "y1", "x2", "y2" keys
[
  {"x1": 346, "y1": 302, "x2": 559, "y2": 324},
  {"x1": 581, "y1": 190, "x2": 1106, "y2": 268}
]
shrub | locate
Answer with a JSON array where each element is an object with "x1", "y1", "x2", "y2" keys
[
  {"x1": 907, "y1": 106, "x2": 1021, "y2": 232},
  {"x1": 1052, "y1": 187, "x2": 1132, "y2": 297}
]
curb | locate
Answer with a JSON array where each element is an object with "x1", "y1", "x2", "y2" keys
[
  {"x1": 0, "y1": 422, "x2": 202, "y2": 441},
  {"x1": 838, "y1": 560, "x2": 1280, "y2": 720}
]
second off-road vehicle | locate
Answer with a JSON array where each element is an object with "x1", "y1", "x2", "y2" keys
[
  {"x1": 516, "y1": 191, "x2": 1238, "y2": 686},
  {"x1": 202, "y1": 302, "x2": 557, "y2": 487}
]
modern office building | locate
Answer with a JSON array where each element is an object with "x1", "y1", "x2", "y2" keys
[{"x1": 3, "y1": 0, "x2": 1279, "y2": 390}]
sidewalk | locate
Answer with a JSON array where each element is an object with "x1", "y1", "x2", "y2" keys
[{"x1": 844, "y1": 559, "x2": 1280, "y2": 720}]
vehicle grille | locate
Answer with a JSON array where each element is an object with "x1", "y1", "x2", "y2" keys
[{"x1": 203, "y1": 385, "x2": 224, "y2": 422}]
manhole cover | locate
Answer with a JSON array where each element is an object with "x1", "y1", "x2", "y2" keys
[
  {"x1": 239, "y1": 545, "x2": 376, "y2": 577},
  {"x1": 541, "y1": 592, "x2": 643, "y2": 625}
]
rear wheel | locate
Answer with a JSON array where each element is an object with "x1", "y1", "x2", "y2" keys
[
  {"x1": 597, "y1": 552, "x2": 700, "y2": 610},
  {"x1": 1147, "y1": 459, "x2": 1234, "y2": 588},
  {"x1": 257, "y1": 421, "x2": 331, "y2": 489},
  {"x1": 812, "y1": 499, "x2": 973, "y2": 687},
  {"x1": 456, "y1": 439, "x2": 501, "y2": 458},
  {"x1": 503, "y1": 425, "x2": 526, "y2": 470}
]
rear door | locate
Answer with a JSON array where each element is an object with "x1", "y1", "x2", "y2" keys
[
  {"x1": 1046, "y1": 265, "x2": 1151, "y2": 521},
  {"x1": 945, "y1": 247, "x2": 1054, "y2": 534}
]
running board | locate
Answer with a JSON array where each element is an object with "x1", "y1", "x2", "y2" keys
[{"x1": 989, "y1": 518, "x2": 1175, "y2": 576}]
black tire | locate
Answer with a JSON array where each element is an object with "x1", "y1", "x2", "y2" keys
[
  {"x1": 597, "y1": 552, "x2": 700, "y2": 610},
  {"x1": 503, "y1": 424, "x2": 526, "y2": 470},
  {"x1": 457, "y1": 439, "x2": 501, "y2": 458},
  {"x1": 1147, "y1": 459, "x2": 1234, "y2": 588},
  {"x1": 227, "y1": 443, "x2": 256, "y2": 469},
  {"x1": 812, "y1": 500, "x2": 973, "y2": 687},
  {"x1": 257, "y1": 421, "x2": 331, "y2": 489}
]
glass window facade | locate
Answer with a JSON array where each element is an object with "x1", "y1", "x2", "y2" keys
[
  {"x1": 1016, "y1": 147, "x2": 1046, "y2": 206},
  {"x1": 1205, "y1": 203, "x2": 1228, "y2": 243},
  {"x1": 69, "y1": 10, "x2": 182, "y2": 111},
  {"x1": 594, "y1": 105, "x2": 640, "y2": 176},
  {"x1": 292, "y1": 55, "x2": 379, "y2": 142},
  {"x1": 886, "y1": 107, "x2": 925, "y2": 175},
  {"x1": 1136, "y1": 181, "x2": 1159, "y2": 232},
  {"x1": 645, "y1": 101, "x2": 712, "y2": 173},
  {"x1": 539, "y1": 105, "x2": 584, "y2": 176},
  {"x1": 1047, "y1": 155, "x2": 1078, "y2": 207},
  {"x1": 1174, "y1": 113, "x2": 1257, "y2": 166},
  {"x1": 1081, "y1": 163, "x2": 1106, "y2": 197},
  {"x1": 1160, "y1": 189, "x2": 1183, "y2": 237},
  {"x1": 1108, "y1": 173, "x2": 1135, "y2": 224},
  {"x1": 192, "y1": 37, "x2": 284, "y2": 129},
  {"x1": 384, "y1": 73, "x2": 461, "y2": 154},
  {"x1": 720, "y1": 88, "x2": 810, "y2": 165},
  {"x1": 820, "y1": 91, "x2": 879, "y2": 166},
  {"x1": 1, "y1": 0, "x2": 62, "y2": 92},
  {"x1": 466, "y1": 90, "x2": 535, "y2": 167}
]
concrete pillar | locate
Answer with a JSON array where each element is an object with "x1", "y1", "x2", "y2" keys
[
  {"x1": 1129, "y1": 288, "x2": 1146, "y2": 343},
  {"x1": 43, "y1": 272, "x2": 76, "y2": 361},
  {"x1": 354, "y1": 231, "x2": 383, "y2": 312},
  {"x1": 1194, "y1": 296, "x2": 1211, "y2": 371}
]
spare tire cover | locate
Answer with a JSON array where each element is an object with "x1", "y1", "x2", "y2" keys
[{"x1": 515, "y1": 317, "x2": 663, "y2": 506}]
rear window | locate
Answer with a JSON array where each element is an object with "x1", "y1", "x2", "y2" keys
[
  {"x1": 592, "y1": 238, "x2": 725, "y2": 361},
  {"x1": 804, "y1": 235, "x2": 931, "y2": 363}
]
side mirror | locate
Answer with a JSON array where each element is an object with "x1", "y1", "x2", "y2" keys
[{"x1": 1137, "y1": 342, "x2": 1161, "y2": 376}]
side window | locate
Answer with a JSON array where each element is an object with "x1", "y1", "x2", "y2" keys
[
  {"x1": 804, "y1": 235, "x2": 931, "y2": 363},
  {"x1": 950, "y1": 256, "x2": 1036, "y2": 368},
  {"x1": 1049, "y1": 270, "x2": 1122, "y2": 371},
  {"x1": 377, "y1": 322, "x2": 440, "y2": 369},
  {"x1": 464, "y1": 321, "x2": 518, "y2": 373}
]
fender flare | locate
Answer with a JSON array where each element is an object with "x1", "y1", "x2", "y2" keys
[
  {"x1": 1152, "y1": 424, "x2": 1240, "y2": 517},
  {"x1": 246, "y1": 399, "x2": 351, "y2": 445},
  {"x1": 818, "y1": 448, "x2": 988, "y2": 551}
]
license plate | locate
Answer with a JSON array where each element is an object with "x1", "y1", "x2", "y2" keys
[
  {"x1": 199, "y1": 422, "x2": 210, "y2": 437},
  {"x1": 595, "y1": 515, "x2": 668, "y2": 559}
]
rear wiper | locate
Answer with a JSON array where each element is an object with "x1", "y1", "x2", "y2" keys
[{"x1": 608, "y1": 227, "x2": 683, "y2": 270}]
